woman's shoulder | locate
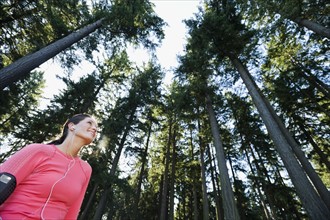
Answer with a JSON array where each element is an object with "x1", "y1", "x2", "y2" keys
[
  {"x1": 2, "y1": 144, "x2": 56, "y2": 166},
  {"x1": 77, "y1": 158, "x2": 92, "y2": 179},
  {"x1": 22, "y1": 143, "x2": 56, "y2": 156}
]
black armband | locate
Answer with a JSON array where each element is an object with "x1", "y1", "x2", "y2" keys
[{"x1": 0, "y1": 172, "x2": 16, "y2": 205}]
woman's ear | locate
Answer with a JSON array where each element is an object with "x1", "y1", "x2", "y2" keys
[{"x1": 68, "y1": 122, "x2": 76, "y2": 131}]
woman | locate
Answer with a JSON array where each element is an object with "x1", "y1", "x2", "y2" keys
[{"x1": 0, "y1": 113, "x2": 98, "y2": 219}]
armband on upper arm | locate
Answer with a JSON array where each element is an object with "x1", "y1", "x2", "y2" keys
[{"x1": 0, "y1": 172, "x2": 16, "y2": 205}]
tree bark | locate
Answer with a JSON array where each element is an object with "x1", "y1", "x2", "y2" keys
[
  {"x1": 132, "y1": 121, "x2": 152, "y2": 220},
  {"x1": 205, "y1": 93, "x2": 240, "y2": 220},
  {"x1": 136, "y1": 122, "x2": 152, "y2": 204},
  {"x1": 230, "y1": 55, "x2": 330, "y2": 220},
  {"x1": 200, "y1": 144, "x2": 210, "y2": 220},
  {"x1": 159, "y1": 119, "x2": 172, "y2": 220},
  {"x1": 79, "y1": 183, "x2": 99, "y2": 220},
  {"x1": 292, "y1": 113, "x2": 330, "y2": 171},
  {"x1": 227, "y1": 156, "x2": 246, "y2": 220},
  {"x1": 244, "y1": 149, "x2": 273, "y2": 220},
  {"x1": 197, "y1": 117, "x2": 210, "y2": 220},
  {"x1": 169, "y1": 128, "x2": 177, "y2": 220},
  {"x1": 93, "y1": 190, "x2": 108, "y2": 220},
  {"x1": 260, "y1": 82, "x2": 330, "y2": 209},
  {"x1": 290, "y1": 57, "x2": 330, "y2": 99},
  {"x1": 190, "y1": 128, "x2": 200, "y2": 220},
  {"x1": 207, "y1": 144, "x2": 223, "y2": 220},
  {"x1": 0, "y1": 18, "x2": 104, "y2": 90},
  {"x1": 248, "y1": 147, "x2": 280, "y2": 219},
  {"x1": 93, "y1": 110, "x2": 136, "y2": 220},
  {"x1": 292, "y1": 17, "x2": 330, "y2": 39}
]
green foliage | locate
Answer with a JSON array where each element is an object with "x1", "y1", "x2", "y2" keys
[
  {"x1": 0, "y1": 0, "x2": 91, "y2": 65},
  {"x1": 96, "y1": 0, "x2": 165, "y2": 49},
  {"x1": 1, "y1": 0, "x2": 329, "y2": 219},
  {"x1": 0, "y1": 71, "x2": 45, "y2": 147}
]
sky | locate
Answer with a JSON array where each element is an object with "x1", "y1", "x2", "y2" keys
[{"x1": 39, "y1": 0, "x2": 201, "y2": 101}]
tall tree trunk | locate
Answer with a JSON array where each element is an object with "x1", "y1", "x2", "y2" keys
[
  {"x1": 261, "y1": 81, "x2": 330, "y2": 208},
  {"x1": 197, "y1": 117, "x2": 210, "y2": 220},
  {"x1": 243, "y1": 149, "x2": 273, "y2": 220},
  {"x1": 207, "y1": 144, "x2": 223, "y2": 220},
  {"x1": 93, "y1": 110, "x2": 136, "y2": 220},
  {"x1": 190, "y1": 128, "x2": 200, "y2": 220},
  {"x1": 132, "y1": 121, "x2": 152, "y2": 220},
  {"x1": 230, "y1": 55, "x2": 330, "y2": 219},
  {"x1": 200, "y1": 144, "x2": 210, "y2": 220},
  {"x1": 192, "y1": 181, "x2": 199, "y2": 220},
  {"x1": 0, "y1": 18, "x2": 104, "y2": 89},
  {"x1": 159, "y1": 119, "x2": 173, "y2": 220},
  {"x1": 182, "y1": 185, "x2": 187, "y2": 220},
  {"x1": 158, "y1": 174, "x2": 165, "y2": 220},
  {"x1": 169, "y1": 128, "x2": 177, "y2": 220},
  {"x1": 137, "y1": 122, "x2": 152, "y2": 196},
  {"x1": 227, "y1": 156, "x2": 246, "y2": 220},
  {"x1": 291, "y1": 113, "x2": 330, "y2": 171},
  {"x1": 205, "y1": 93, "x2": 241, "y2": 220},
  {"x1": 290, "y1": 57, "x2": 330, "y2": 99},
  {"x1": 292, "y1": 17, "x2": 330, "y2": 39},
  {"x1": 110, "y1": 109, "x2": 135, "y2": 177},
  {"x1": 248, "y1": 146, "x2": 280, "y2": 219},
  {"x1": 79, "y1": 183, "x2": 99, "y2": 220},
  {"x1": 93, "y1": 191, "x2": 108, "y2": 220},
  {"x1": 228, "y1": 96, "x2": 275, "y2": 219}
]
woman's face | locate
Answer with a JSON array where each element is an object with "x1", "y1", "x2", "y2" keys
[{"x1": 73, "y1": 117, "x2": 98, "y2": 144}]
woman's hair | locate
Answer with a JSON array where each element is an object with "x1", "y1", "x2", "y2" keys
[{"x1": 48, "y1": 113, "x2": 93, "y2": 145}]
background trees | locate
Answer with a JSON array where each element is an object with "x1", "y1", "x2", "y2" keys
[{"x1": 1, "y1": 0, "x2": 329, "y2": 219}]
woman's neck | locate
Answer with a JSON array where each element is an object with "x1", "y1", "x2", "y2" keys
[{"x1": 56, "y1": 135, "x2": 84, "y2": 157}]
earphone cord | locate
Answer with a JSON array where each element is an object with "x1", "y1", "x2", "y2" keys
[
  {"x1": 40, "y1": 158, "x2": 75, "y2": 220},
  {"x1": 40, "y1": 134, "x2": 76, "y2": 220}
]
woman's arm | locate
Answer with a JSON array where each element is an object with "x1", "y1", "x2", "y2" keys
[{"x1": 0, "y1": 144, "x2": 52, "y2": 203}]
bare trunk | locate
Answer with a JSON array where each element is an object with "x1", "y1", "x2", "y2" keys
[
  {"x1": 0, "y1": 19, "x2": 104, "y2": 89},
  {"x1": 133, "y1": 122, "x2": 152, "y2": 220},
  {"x1": 159, "y1": 119, "x2": 172, "y2": 220},
  {"x1": 169, "y1": 128, "x2": 177, "y2": 220},
  {"x1": 207, "y1": 144, "x2": 223, "y2": 220},
  {"x1": 230, "y1": 56, "x2": 330, "y2": 220},
  {"x1": 290, "y1": 57, "x2": 330, "y2": 99},
  {"x1": 197, "y1": 117, "x2": 210, "y2": 220},
  {"x1": 205, "y1": 93, "x2": 240, "y2": 220},
  {"x1": 79, "y1": 183, "x2": 99, "y2": 220},
  {"x1": 293, "y1": 17, "x2": 330, "y2": 39},
  {"x1": 292, "y1": 114, "x2": 330, "y2": 171},
  {"x1": 190, "y1": 129, "x2": 200, "y2": 220},
  {"x1": 200, "y1": 145, "x2": 210, "y2": 220},
  {"x1": 93, "y1": 110, "x2": 136, "y2": 220},
  {"x1": 248, "y1": 147, "x2": 280, "y2": 219},
  {"x1": 192, "y1": 181, "x2": 199, "y2": 220},
  {"x1": 243, "y1": 149, "x2": 273, "y2": 220},
  {"x1": 260, "y1": 81, "x2": 330, "y2": 209},
  {"x1": 227, "y1": 156, "x2": 247, "y2": 220},
  {"x1": 93, "y1": 190, "x2": 108, "y2": 220},
  {"x1": 136, "y1": 122, "x2": 152, "y2": 203}
]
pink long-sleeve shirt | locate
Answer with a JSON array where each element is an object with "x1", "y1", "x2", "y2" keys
[{"x1": 0, "y1": 143, "x2": 92, "y2": 219}]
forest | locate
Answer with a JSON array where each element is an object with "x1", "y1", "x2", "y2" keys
[{"x1": 0, "y1": 0, "x2": 329, "y2": 219}]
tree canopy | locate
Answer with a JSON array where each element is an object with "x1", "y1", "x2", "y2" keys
[{"x1": 1, "y1": 0, "x2": 329, "y2": 219}]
